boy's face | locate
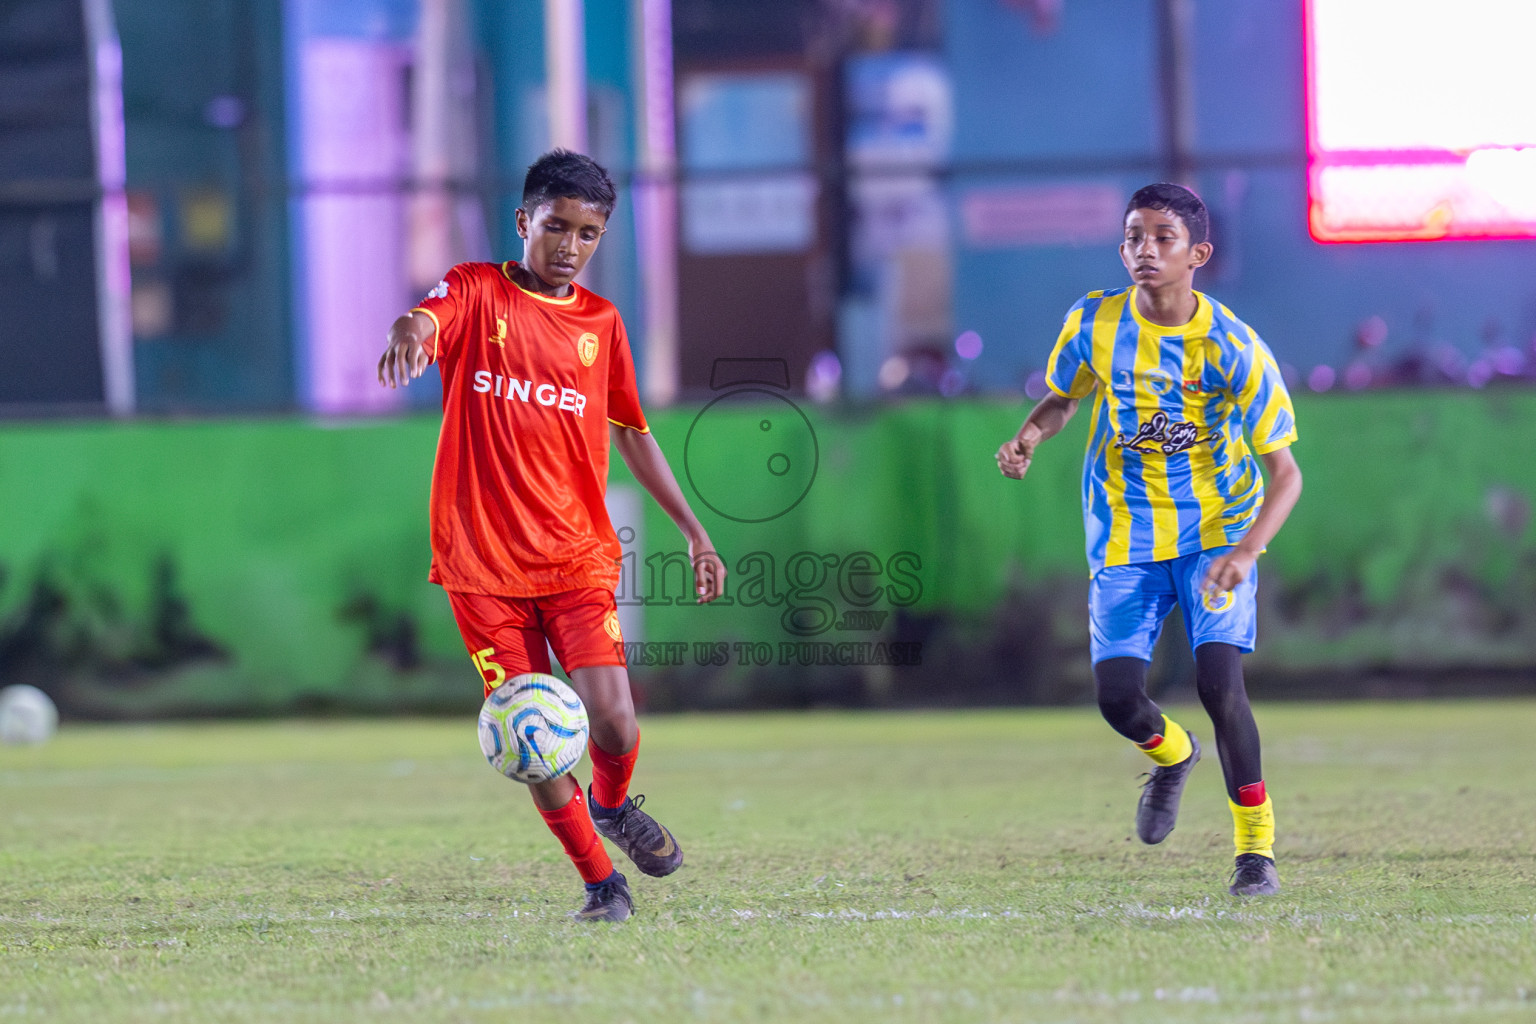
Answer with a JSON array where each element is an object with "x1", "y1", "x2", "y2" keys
[
  {"x1": 516, "y1": 196, "x2": 609, "y2": 289},
  {"x1": 1119, "y1": 207, "x2": 1211, "y2": 289}
]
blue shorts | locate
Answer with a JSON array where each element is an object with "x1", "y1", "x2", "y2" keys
[{"x1": 1089, "y1": 547, "x2": 1258, "y2": 664}]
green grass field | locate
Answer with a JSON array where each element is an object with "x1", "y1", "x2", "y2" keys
[{"x1": 3, "y1": 702, "x2": 1535, "y2": 1023}]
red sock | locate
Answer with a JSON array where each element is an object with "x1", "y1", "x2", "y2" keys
[
  {"x1": 538, "y1": 785, "x2": 614, "y2": 884},
  {"x1": 588, "y1": 732, "x2": 640, "y2": 810},
  {"x1": 1237, "y1": 780, "x2": 1267, "y2": 807}
]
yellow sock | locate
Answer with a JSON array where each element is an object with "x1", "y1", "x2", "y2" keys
[
  {"x1": 1230, "y1": 796, "x2": 1275, "y2": 860},
  {"x1": 1137, "y1": 715, "x2": 1192, "y2": 766}
]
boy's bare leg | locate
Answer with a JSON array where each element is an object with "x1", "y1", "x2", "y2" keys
[
  {"x1": 528, "y1": 773, "x2": 579, "y2": 811},
  {"x1": 568, "y1": 665, "x2": 638, "y2": 755},
  {"x1": 569, "y1": 664, "x2": 683, "y2": 877},
  {"x1": 525, "y1": 771, "x2": 629, "y2": 921}
]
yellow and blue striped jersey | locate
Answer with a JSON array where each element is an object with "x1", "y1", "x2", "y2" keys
[{"x1": 1045, "y1": 286, "x2": 1298, "y2": 575}]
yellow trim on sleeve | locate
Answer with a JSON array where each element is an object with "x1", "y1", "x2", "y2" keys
[
  {"x1": 1252, "y1": 433, "x2": 1297, "y2": 456},
  {"x1": 608, "y1": 418, "x2": 651, "y2": 433},
  {"x1": 410, "y1": 307, "x2": 442, "y2": 361}
]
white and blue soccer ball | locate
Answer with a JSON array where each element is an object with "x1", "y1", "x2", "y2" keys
[
  {"x1": 477, "y1": 673, "x2": 589, "y2": 784},
  {"x1": 0, "y1": 685, "x2": 58, "y2": 746}
]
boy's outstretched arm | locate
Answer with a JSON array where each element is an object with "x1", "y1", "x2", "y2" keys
[
  {"x1": 378, "y1": 311, "x2": 434, "y2": 388},
  {"x1": 1203, "y1": 447, "x2": 1302, "y2": 594},
  {"x1": 997, "y1": 392, "x2": 1080, "y2": 480},
  {"x1": 611, "y1": 425, "x2": 727, "y2": 603}
]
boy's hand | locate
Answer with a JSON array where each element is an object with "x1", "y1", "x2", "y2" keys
[
  {"x1": 378, "y1": 315, "x2": 432, "y2": 388},
  {"x1": 998, "y1": 395, "x2": 1077, "y2": 480},
  {"x1": 689, "y1": 536, "x2": 727, "y2": 604},
  {"x1": 378, "y1": 336, "x2": 429, "y2": 388},
  {"x1": 996, "y1": 433, "x2": 1039, "y2": 479},
  {"x1": 1204, "y1": 548, "x2": 1257, "y2": 595}
]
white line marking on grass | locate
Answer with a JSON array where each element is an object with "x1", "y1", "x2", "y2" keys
[{"x1": 28, "y1": 904, "x2": 1525, "y2": 933}]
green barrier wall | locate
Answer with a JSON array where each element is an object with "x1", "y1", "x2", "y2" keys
[{"x1": 2, "y1": 392, "x2": 1534, "y2": 716}]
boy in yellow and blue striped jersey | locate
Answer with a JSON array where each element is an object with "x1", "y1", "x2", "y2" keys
[{"x1": 997, "y1": 183, "x2": 1303, "y2": 896}]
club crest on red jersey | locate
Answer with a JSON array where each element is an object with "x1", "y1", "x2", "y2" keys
[
  {"x1": 489, "y1": 318, "x2": 507, "y2": 347},
  {"x1": 577, "y1": 332, "x2": 599, "y2": 367}
]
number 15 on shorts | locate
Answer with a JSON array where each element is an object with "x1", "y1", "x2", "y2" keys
[{"x1": 473, "y1": 647, "x2": 506, "y2": 688}]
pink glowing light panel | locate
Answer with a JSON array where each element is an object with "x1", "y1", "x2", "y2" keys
[{"x1": 1305, "y1": 0, "x2": 1536, "y2": 242}]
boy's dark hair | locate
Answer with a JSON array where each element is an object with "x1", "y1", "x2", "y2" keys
[
  {"x1": 522, "y1": 149, "x2": 617, "y2": 219},
  {"x1": 1125, "y1": 182, "x2": 1209, "y2": 245}
]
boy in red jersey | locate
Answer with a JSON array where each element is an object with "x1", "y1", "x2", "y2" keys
[
  {"x1": 378, "y1": 150, "x2": 725, "y2": 922},
  {"x1": 997, "y1": 183, "x2": 1302, "y2": 897}
]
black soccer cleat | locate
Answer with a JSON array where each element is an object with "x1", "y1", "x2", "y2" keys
[
  {"x1": 588, "y1": 788, "x2": 684, "y2": 878},
  {"x1": 573, "y1": 871, "x2": 633, "y2": 922},
  {"x1": 1228, "y1": 853, "x2": 1281, "y2": 896},
  {"x1": 1135, "y1": 732, "x2": 1202, "y2": 844}
]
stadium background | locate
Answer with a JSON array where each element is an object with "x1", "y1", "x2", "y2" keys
[{"x1": 3, "y1": 0, "x2": 1535, "y2": 717}]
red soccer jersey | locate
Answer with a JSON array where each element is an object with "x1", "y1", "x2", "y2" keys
[{"x1": 411, "y1": 260, "x2": 649, "y2": 597}]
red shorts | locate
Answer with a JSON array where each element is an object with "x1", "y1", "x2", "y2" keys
[{"x1": 448, "y1": 588, "x2": 627, "y2": 696}]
